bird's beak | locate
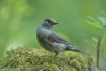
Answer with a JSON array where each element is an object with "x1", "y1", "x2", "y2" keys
[{"x1": 54, "y1": 22, "x2": 58, "y2": 24}]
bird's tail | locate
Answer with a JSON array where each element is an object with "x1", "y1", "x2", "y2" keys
[{"x1": 67, "y1": 46, "x2": 91, "y2": 56}]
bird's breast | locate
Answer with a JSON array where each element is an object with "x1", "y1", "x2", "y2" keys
[{"x1": 37, "y1": 27, "x2": 52, "y2": 38}]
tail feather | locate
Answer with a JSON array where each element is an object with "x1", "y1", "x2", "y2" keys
[{"x1": 67, "y1": 46, "x2": 91, "y2": 56}]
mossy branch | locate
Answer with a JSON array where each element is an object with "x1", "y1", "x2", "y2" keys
[{"x1": 0, "y1": 46, "x2": 99, "y2": 71}]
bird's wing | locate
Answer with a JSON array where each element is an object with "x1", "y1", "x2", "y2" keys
[
  {"x1": 47, "y1": 32, "x2": 74, "y2": 46},
  {"x1": 47, "y1": 32, "x2": 91, "y2": 56}
]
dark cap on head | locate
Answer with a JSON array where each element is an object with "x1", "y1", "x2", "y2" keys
[{"x1": 44, "y1": 18, "x2": 58, "y2": 24}]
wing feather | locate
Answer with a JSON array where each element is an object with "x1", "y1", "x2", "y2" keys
[{"x1": 47, "y1": 32, "x2": 74, "y2": 46}]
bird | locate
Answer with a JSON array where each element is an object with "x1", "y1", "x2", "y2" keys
[{"x1": 36, "y1": 18, "x2": 91, "y2": 57}]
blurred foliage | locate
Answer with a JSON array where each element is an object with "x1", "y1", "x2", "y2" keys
[
  {"x1": 0, "y1": 0, "x2": 106, "y2": 70},
  {"x1": 0, "y1": 46, "x2": 97, "y2": 71},
  {"x1": 86, "y1": 15, "x2": 106, "y2": 70}
]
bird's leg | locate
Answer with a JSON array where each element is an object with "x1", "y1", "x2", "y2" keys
[{"x1": 53, "y1": 51, "x2": 59, "y2": 58}]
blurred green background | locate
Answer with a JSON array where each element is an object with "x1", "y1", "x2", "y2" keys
[{"x1": 0, "y1": 0, "x2": 106, "y2": 70}]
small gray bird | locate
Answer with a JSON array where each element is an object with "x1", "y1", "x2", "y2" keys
[{"x1": 36, "y1": 18, "x2": 91, "y2": 57}]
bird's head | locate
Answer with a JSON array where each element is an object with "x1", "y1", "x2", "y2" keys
[{"x1": 42, "y1": 18, "x2": 58, "y2": 29}]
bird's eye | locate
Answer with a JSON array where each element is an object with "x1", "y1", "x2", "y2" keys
[{"x1": 47, "y1": 20, "x2": 51, "y2": 22}]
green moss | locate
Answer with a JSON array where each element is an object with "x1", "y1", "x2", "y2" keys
[{"x1": 0, "y1": 46, "x2": 96, "y2": 71}]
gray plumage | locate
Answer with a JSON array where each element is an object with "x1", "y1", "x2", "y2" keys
[{"x1": 36, "y1": 18, "x2": 91, "y2": 57}]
